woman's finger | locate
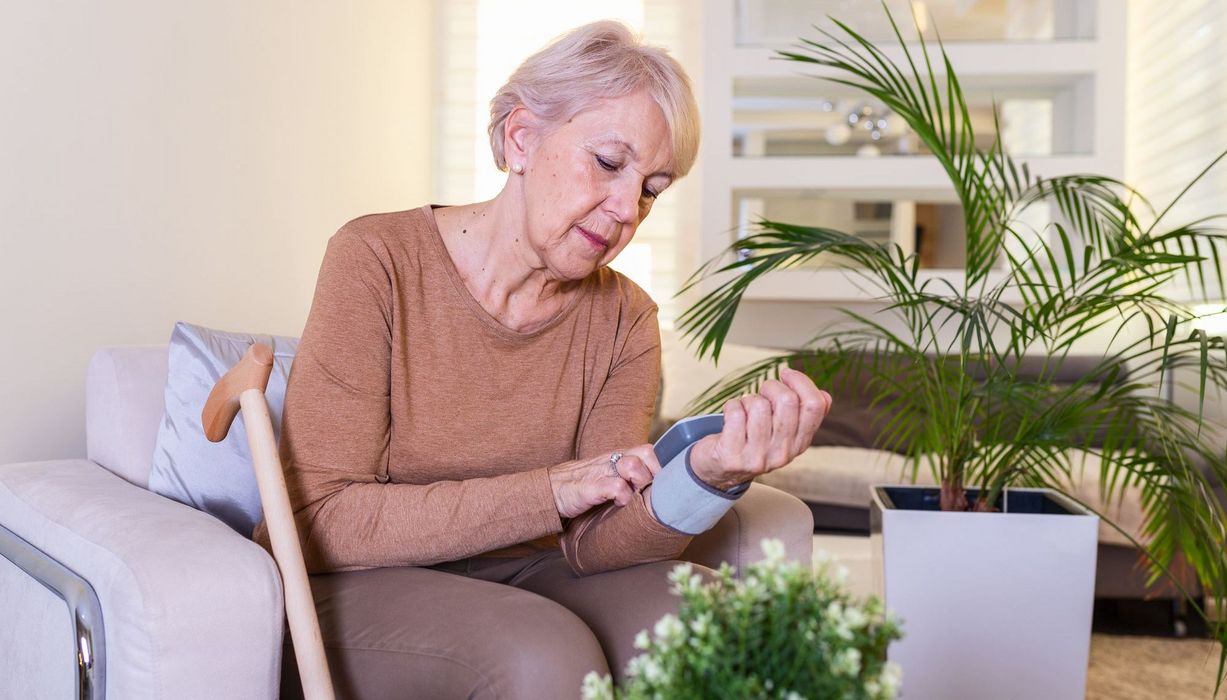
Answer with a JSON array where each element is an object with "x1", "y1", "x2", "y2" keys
[
  {"x1": 759, "y1": 379, "x2": 800, "y2": 466},
  {"x1": 781, "y1": 368, "x2": 831, "y2": 454},
  {"x1": 720, "y1": 398, "x2": 747, "y2": 458},
  {"x1": 741, "y1": 394, "x2": 773, "y2": 473},
  {"x1": 596, "y1": 454, "x2": 613, "y2": 479},
  {"x1": 604, "y1": 476, "x2": 634, "y2": 507},
  {"x1": 630, "y1": 443, "x2": 663, "y2": 476},
  {"x1": 617, "y1": 454, "x2": 654, "y2": 491}
]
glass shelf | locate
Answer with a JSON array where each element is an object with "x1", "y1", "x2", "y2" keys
[
  {"x1": 732, "y1": 189, "x2": 969, "y2": 269},
  {"x1": 736, "y1": 0, "x2": 1096, "y2": 47},
  {"x1": 733, "y1": 75, "x2": 1086, "y2": 158},
  {"x1": 704, "y1": 0, "x2": 1120, "y2": 306}
]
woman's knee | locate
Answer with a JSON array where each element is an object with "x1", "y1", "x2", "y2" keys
[
  {"x1": 514, "y1": 556, "x2": 718, "y2": 682},
  {"x1": 486, "y1": 594, "x2": 610, "y2": 697},
  {"x1": 292, "y1": 566, "x2": 607, "y2": 699}
]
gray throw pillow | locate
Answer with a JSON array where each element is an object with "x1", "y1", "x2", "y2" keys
[{"x1": 148, "y1": 321, "x2": 298, "y2": 537}]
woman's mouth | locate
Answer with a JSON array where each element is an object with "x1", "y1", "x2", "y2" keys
[{"x1": 575, "y1": 226, "x2": 609, "y2": 252}]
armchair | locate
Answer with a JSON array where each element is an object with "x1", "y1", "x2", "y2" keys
[{"x1": 0, "y1": 345, "x2": 814, "y2": 699}]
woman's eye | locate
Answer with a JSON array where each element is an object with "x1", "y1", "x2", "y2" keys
[
  {"x1": 595, "y1": 155, "x2": 618, "y2": 172},
  {"x1": 641, "y1": 188, "x2": 659, "y2": 201}
]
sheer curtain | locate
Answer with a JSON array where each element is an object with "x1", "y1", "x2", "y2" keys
[
  {"x1": 1126, "y1": 0, "x2": 1227, "y2": 268},
  {"x1": 1126, "y1": 0, "x2": 1227, "y2": 419}
]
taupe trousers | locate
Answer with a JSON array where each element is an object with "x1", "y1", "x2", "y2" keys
[{"x1": 280, "y1": 483, "x2": 814, "y2": 699}]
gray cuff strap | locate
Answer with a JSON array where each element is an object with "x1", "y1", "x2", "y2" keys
[{"x1": 649, "y1": 443, "x2": 748, "y2": 536}]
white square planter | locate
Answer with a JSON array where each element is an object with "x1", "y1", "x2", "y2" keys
[{"x1": 870, "y1": 485, "x2": 1099, "y2": 700}]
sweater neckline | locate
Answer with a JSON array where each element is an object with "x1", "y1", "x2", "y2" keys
[{"x1": 422, "y1": 205, "x2": 593, "y2": 341}]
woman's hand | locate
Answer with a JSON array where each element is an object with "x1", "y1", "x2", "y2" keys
[
  {"x1": 547, "y1": 444, "x2": 662, "y2": 519},
  {"x1": 689, "y1": 367, "x2": 831, "y2": 491}
]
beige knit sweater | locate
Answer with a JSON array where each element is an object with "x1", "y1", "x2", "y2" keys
[{"x1": 253, "y1": 206, "x2": 690, "y2": 575}]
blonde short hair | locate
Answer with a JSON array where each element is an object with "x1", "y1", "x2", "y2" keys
[{"x1": 489, "y1": 21, "x2": 700, "y2": 178}]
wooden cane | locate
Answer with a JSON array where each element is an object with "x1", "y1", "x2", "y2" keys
[{"x1": 202, "y1": 343, "x2": 335, "y2": 700}]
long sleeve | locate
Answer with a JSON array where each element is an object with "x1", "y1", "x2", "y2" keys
[
  {"x1": 560, "y1": 303, "x2": 693, "y2": 575},
  {"x1": 254, "y1": 226, "x2": 562, "y2": 572}
]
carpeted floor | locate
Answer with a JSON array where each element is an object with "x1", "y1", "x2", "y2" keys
[{"x1": 1087, "y1": 634, "x2": 1221, "y2": 699}]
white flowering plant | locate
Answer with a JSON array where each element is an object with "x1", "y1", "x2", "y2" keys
[{"x1": 582, "y1": 540, "x2": 902, "y2": 700}]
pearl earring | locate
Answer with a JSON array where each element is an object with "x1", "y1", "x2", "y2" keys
[{"x1": 511, "y1": 162, "x2": 524, "y2": 174}]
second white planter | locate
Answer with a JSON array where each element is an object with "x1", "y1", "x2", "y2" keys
[{"x1": 870, "y1": 485, "x2": 1099, "y2": 700}]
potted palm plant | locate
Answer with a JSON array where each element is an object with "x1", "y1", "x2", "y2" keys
[{"x1": 678, "y1": 6, "x2": 1227, "y2": 698}]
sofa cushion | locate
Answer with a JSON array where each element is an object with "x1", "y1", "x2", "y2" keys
[
  {"x1": 148, "y1": 322, "x2": 297, "y2": 536},
  {"x1": 86, "y1": 346, "x2": 170, "y2": 488},
  {"x1": 789, "y1": 352, "x2": 1130, "y2": 452}
]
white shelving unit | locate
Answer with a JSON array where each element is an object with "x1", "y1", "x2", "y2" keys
[{"x1": 699, "y1": 0, "x2": 1126, "y2": 303}]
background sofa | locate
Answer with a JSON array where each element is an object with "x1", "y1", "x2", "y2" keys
[{"x1": 655, "y1": 329, "x2": 1208, "y2": 604}]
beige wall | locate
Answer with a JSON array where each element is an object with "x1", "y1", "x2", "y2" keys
[{"x1": 0, "y1": 1, "x2": 434, "y2": 463}]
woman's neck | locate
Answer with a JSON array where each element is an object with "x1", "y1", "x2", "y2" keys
[{"x1": 434, "y1": 192, "x2": 581, "y2": 332}]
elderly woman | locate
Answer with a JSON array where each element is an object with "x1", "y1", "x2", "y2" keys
[{"x1": 257, "y1": 21, "x2": 831, "y2": 699}]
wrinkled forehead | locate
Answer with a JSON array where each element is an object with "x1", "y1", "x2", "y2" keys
[
  {"x1": 562, "y1": 96, "x2": 676, "y2": 176},
  {"x1": 591, "y1": 134, "x2": 674, "y2": 178}
]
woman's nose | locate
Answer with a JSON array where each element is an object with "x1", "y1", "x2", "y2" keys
[{"x1": 604, "y1": 178, "x2": 641, "y2": 224}]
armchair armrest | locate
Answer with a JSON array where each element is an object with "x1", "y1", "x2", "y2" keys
[
  {"x1": 681, "y1": 482, "x2": 814, "y2": 574},
  {"x1": 0, "y1": 459, "x2": 284, "y2": 700}
]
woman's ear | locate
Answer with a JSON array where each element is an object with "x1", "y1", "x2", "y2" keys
[{"x1": 503, "y1": 105, "x2": 539, "y2": 171}]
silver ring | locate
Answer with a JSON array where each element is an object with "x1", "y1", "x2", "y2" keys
[{"x1": 608, "y1": 452, "x2": 623, "y2": 476}]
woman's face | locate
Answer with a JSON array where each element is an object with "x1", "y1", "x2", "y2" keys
[{"x1": 516, "y1": 90, "x2": 675, "y2": 282}]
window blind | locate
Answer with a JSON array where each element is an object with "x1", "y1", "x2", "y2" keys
[{"x1": 1126, "y1": 0, "x2": 1227, "y2": 301}]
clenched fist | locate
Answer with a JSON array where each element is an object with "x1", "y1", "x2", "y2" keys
[{"x1": 689, "y1": 367, "x2": 831, "y2": 491}]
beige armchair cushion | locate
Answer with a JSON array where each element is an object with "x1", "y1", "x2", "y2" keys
[{"x1": 85, "y1": 345, "x2": 168, "y2": 488}]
